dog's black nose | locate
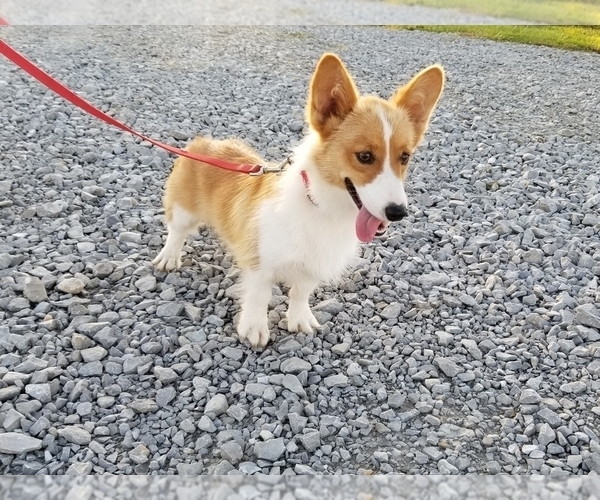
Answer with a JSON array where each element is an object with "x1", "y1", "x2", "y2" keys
[{"x1": 385, "y1": 203, "x2": 408, "y2": 221}]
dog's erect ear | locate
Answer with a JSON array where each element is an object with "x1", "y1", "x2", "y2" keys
[
  {"x1": 392, "y1": 65, "x2": 445, "y2": 140},
  {"x1": 307, "y1": 53, "x2": 359, "y2": 138}
]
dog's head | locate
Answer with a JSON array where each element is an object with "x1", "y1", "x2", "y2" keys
[{"x1": 306, "y1": 53, "x2": 444, "y2": 243}]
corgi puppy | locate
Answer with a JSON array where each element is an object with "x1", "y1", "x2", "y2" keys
[{"x1": 153, "y1": 53, "x2": 444, "y2": 348}]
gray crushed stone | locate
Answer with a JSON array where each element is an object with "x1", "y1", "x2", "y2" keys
[{"x1": 0, "y1": 26, "x2": 598, "y2": 476}]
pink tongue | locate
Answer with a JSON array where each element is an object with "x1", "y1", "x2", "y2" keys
[{"x1": 355, "y1": 206, "x2": 384, "y2": 243}]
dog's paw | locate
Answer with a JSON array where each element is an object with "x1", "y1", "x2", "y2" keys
[
  {"x1": 237, "y1": 313, "x2": 270, "y2": 349},
  {"x1": 287, "y1": 305, "x2": 320, "y2": 334},
  {"x1": 152, "y1": 250, "x2": 181, "y2": 272}
]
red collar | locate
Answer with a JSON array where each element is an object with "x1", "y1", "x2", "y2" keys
[{"x1": 300, "y1": 170, "x2": 318, "y2": 207}]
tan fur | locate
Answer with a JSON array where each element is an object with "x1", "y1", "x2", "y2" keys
[{"x1": 163, "y1": 137, "x2": 277, "y2": 269}]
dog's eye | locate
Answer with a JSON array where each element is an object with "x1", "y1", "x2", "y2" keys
[
  {"x1": 399, "y1": 152, "x2": 411, "y2": 165},
  {"x1": 356, "y1": 151, "x2": 375, "y2": 165}
]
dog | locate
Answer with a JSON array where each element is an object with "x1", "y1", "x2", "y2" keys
[{"x1": 153, "y1": 53, "x2": 444, "y2": 348}]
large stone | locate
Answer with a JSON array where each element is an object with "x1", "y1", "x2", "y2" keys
[
  {"x1": 184, "y1": 304, "x2": 201, "y2": 322},
  {"x1": 0, "y1": 180, "x2": 12, "y2": 193},
  {"x1": 461, "y1": 339, "x2": 483, "y2": 360},
  {"x1": 37, "y1": 200, "x2": 67, "y2": 217},
  {"x1": 537, "y1": 408, "x2": 563, "y2": 428},
  {"x1": 79, "y1": 361, "x2": 103, "y2": 377},
  {"x1": 57, "y1": 278, "x2": 85, "y2": 295},
  {"x1": 220, "y1": 441, "x2": 243, "y2": 464},
  {"x1": 324, "y1": 374, "x2": 348, "y2": 388},
  {"x1": 129, "y1": 444, "x2": 150, "y2": 464},
  {"x1": 71, "y1": 333, "x2": 93, "y2": 350},
  {"x1": 0, "y1": 253, "x2": 13, "y2": 270},
  {"x1": 226, "y1": 405, "x2": 248, "y2": 423},
  {"x1": 418, "y1": 272, "x2": 451, "y2": 287},
  {"x1": 7, "y1": 297, "x2": 30, "y2": 312},
  {"x1": 297, "y1": 430, "x2": 321, "y2": 452},
  {"x1": 332, "y1": 343, "x2": 351, "y2": 356},
  {"x1": 245, "y1": 383, "x2": 268, "y2": 398},
  {"x1": 313, "y1": 298, "x2": 344, "y2": 315},
  {"x1": 438, "y1": 459, "x2": 459, "y2": 475},
  {"x1": 204, "y1": 393, "x2": 228, "y2": 416},
  {"x1": 438, "y1": 423, "x2": 475, "y2": 439},
  {"x1": 135, "y1": 275, "x2": 157, "y2": 292},
  {"x1": 177, "y1": 463, "x2": 203, "y2": 475},
  {"x1": 576, "y1": 304, "x2": 600, "y2": 329},
  {"x1": 66, "y1": 462, "x2": 93, "y2": 475},
  {"x1": 14, "y1": 357, "x2": 48, "y2": 373},
  {"x1": 434, "y1": 357, "x2": 464, "y2": 378},
  {"x1": 77, "y1": 322, "x2": 112, "y2": 335},
  {"x1": 156, "y1": 386, "x2": 177, "y2": 407},
  {"x1": 254, "y1": 438, "x2": 285, "y2": 461},
  {"x1": 23, "y1": 277, "x2": 48, "y2": 303},
  {"x1": 2, "y1": 409, "x2": 24, "y2": 431},
  {"x1": 77, "y1": 242, "x2": 95, "y2": 254},
  {"x1": 92, "y1": 262, "x2": 115, "y2": 278},
  {"x1": 282, "y1": 374, "x2": 307, "y2": 397},
  {"x1": 58, "y1": 426, "x2": 92, "y2": 445},
  {"x1": 119, "y1": 232, "x2": 142, "y2": 244},
  {"x1": 538, "y1": 423, "x2": 556, "y2": 446},
  {"x1": 198, "y1": 416, "x2": 217, "y2": 433},
  {"x1": 280, "y1": 357, "x2": 311, "y2": 374},
  {"x1": 129, "y1": 399, "x2": 158, "y2": 414},
  {"x1": 221, "y1": 346, "x2": 244, "y2": 361},
  {"x1": 156, "y1": 302, "x2": 184, "y2": 317},
  {"x1": 288, "y1": 413, "x2": 308, "y2": 434},
  {"x1": 522, "y1": 249, "x2": 544, "y2": 264},
  {"x1": 380, "y1": 303, "x2": 402, "y2": 319},
  {"x1": 560, "y1": 381, "x2": 587, "y2": 394},
  {"x1": 81, "y1": 346, "x2": 107, "y2": 362},
  {"x1": 154, "y1": 366, "x2": 178, "y2": 384},
  {"x1": 24, "y1": 383, "x2": 52, "y2": 404},
  {"x1": 582, "y1": 214, "x2": 600, "y2": 226},
  {"x1": 520, "y1": 389, "x2": 541, "y2": 405},
  {"x1": 0, "y1": 433, "x2": 43, "y2": 454},
  {"x1": 0, "y1": 386, "x2": 22, "y2": 402}
]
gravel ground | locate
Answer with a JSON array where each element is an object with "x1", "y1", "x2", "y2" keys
[
  {"x1": 0, "y1": 0, "x2": 529, "y2": 25},
  {"x1": 0, "y1": 26, "x2": 599, "y2": 477},
  {"x1": 2, "y1": 475, "x2": 600, "y2": 499}
]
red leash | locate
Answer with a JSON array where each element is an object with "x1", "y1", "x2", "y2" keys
[{"x1": 0, "y1": 39, "x2": 267, "y2": 175}]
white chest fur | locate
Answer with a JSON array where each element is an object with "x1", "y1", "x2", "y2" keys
[{"x1": 256, "y1": 166, "x2": 360, "y2": 284}]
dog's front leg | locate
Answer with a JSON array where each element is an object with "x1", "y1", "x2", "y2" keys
[
  {"x1": 237, "y1": 269, "x2": 274, "y2": 348},
  {"x1": 287, "y1": 274, "x2": 320, "y2": 334}
]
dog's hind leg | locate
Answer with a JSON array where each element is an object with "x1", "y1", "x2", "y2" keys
[
  {"x1": 287, "y1": 273, "x2": 320, "y2": 334},
  {"x1": 153, "y1": 205, "x2": 201, "y2": 272},
  {"x1": 237, "y1": 269, "x2": 274, "y2": 348}
]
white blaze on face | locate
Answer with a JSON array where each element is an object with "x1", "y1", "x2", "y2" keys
[{"x1": 355, "y1": 105, "x2": 408, "y2": 220}]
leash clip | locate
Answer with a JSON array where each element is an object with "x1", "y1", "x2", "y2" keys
[{"x1": 250, "y1": 156, "x2": 292, "y2": 176}]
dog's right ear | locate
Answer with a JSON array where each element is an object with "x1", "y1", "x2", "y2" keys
[{"x1": 307, "y1": 53, "x2": 359, "y2": 138}]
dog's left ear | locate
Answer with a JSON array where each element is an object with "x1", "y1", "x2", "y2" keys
[{"x1": 392, "y1": 65, "x2": 445, "y2": 139}]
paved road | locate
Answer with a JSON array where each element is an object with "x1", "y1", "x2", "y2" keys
[{"x1": 0, "y1": 0, "x2": 528, "y2": 25}]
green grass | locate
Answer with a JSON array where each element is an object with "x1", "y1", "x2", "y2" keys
[
  {"x1": 387, "y1": 0, "x2": 600, "y2": 24},
  {"x1": 399, "y1": 25, "x2": 600, "y2": 53}
]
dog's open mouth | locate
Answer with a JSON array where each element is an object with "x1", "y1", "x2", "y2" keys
[{"x1": 345, "y1": 178, "x2": 388, "y2": 243}]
